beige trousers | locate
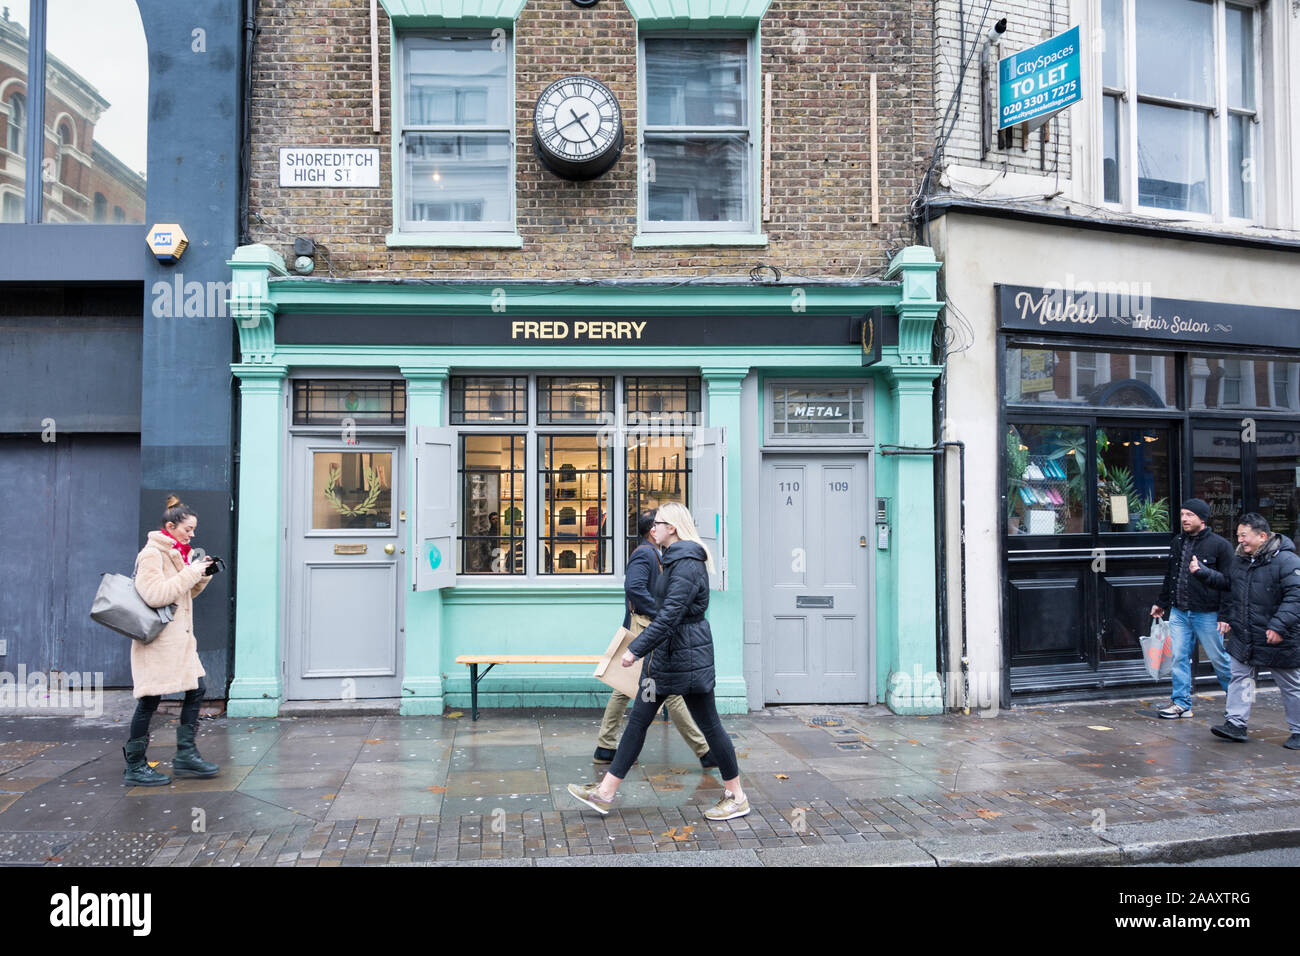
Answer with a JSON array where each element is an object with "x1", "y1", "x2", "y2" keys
[{"x1": 596, "y1": 613, "x2": 710, "y2": 757}]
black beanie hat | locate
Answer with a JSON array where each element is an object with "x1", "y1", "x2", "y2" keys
[{"x1": 1181, "y1": 498, "x2": 1211, "y2": 522}]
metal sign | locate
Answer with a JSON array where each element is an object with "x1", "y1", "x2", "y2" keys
[
  {"x1": 146, "y1": 223, "x2": 188, "y2": 262},
  {"x1": 279, "y1": 148, "x2": 381, "y2": 187},
  {"x1": 998, "y1": 26, "x2": 1081, "y2": 130}
]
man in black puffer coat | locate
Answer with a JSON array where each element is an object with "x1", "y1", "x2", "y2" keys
[{"x1": 1205, "y1": 513, "x2": 1300, "y2": 748}]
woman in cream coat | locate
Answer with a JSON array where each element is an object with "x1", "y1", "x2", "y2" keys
[{"x1": 123, "y1": 495, "x2": 219, "y2": 786}]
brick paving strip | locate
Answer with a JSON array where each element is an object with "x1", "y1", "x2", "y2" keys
[{"x1": 146, "y1": 763, "x2": 1300, "y2": 866}]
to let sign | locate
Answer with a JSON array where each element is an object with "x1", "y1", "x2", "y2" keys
[
  {"x1": 279, "y1": 148, "x2": 381, "y2": 187},
  {"x1": 998, "y1": 26, "x2": 1081, "y2": 130}
]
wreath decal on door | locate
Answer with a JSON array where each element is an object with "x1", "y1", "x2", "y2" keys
[{"x1": 324, "y1": 464, "x2": 385, "y2": 517}]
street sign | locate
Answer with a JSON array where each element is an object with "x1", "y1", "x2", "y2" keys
[
  {"x1": 997, "y1": 25, "x2": 1082, "y2": 130},
  {"x1": 146, "y1": 223, "x2": 188, "y2": 263},
  {"x1": 279, "y1": 147, "x2": 381, "y2": 187}
]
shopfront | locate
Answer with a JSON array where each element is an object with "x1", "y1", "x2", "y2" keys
[
  {"x1": 933, "y1": 211, "x2": 1300, "y2": 704},
  {"x1": 224, "y1": 244, "x2": 946, "y2": 717},
  {"x1": 999, "y1": 284, "x2": 1300, "y2": 694}
]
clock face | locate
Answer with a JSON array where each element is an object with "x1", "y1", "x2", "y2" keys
[{"x1": 533, "y1": 76, "x2": 624, "y2": 180}]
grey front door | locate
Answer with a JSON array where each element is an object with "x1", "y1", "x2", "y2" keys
[
  {"x1": 286, "y1": 437, "x2": 404, "y2": 700},
  {"x1": 762, "y1": 454, "x2": 872, "y2": 703}
]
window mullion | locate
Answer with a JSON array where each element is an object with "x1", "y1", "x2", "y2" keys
[
  {"x1": 1124, "y1": 0, "x2": 1139, "y2": 211},
  {"x1": 1215, "y1": 0, "x2": 1229, "y2": 220}
]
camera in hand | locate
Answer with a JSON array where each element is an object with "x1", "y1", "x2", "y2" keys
[{"x1": 203, "y1": 556, "x2": 226, "y2": 577}]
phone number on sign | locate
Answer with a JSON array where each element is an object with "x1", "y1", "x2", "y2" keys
[{"x1": 1002, "y1": 80, "x2": 1077, "y2": 121}]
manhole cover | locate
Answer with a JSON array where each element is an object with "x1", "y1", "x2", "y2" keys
[
  {"x1": 807, "y1": 716, "x2": 844, "y2": 728},
  {"x1": 0, "y1": 831, "x2": 75, "y2": 864},
  {"x1": 54, "y1": 832, "x2": 170, "y2": 867}
]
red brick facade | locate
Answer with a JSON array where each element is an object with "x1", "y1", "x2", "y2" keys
[{"x1": 247, "y1": 0, "x2": 933, "y2": 278}]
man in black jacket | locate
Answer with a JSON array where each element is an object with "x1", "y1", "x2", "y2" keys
[
  {"x1": 1149, "y1": 499, "x2": 1234, "y2": 718},
  {"x1": 1205, "y1": 514, "x2": 1300, "y2": 748}
]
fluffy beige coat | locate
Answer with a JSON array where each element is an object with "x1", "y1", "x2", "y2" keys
[{"x1": 131, "y1": 531, "x2": 211, "y2": 698}]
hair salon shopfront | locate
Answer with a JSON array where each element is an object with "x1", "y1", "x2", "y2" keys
[
  {"x1": 934, "y1": 211, "x2": 1300, "y2": 702},
  {"x1": 224, "y1": 244, "x2": 946, "y2": 717}
]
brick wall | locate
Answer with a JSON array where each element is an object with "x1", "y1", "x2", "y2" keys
[
  {"x1": 932, "y1": 0, "x2": 1071, "y2": 180},
  {"x1": 247, "y1": 0, "x2": 933, "y2": 278}
]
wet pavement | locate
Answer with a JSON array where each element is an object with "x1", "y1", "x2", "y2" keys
[{"x1": 3, "y1": 690, "x2": 1300, "y2": 866}]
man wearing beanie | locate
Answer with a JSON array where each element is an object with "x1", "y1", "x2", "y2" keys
[{"x1": 1149, "y1": 499, "x2": 1235, "y2": 718}]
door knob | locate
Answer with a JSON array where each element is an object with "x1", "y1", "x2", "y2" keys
[{"x1": 384, "y1": 544, "x2": 396, "y2": 555}]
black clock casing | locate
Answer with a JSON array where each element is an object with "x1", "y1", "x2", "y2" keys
[{"x1": 532, "y1": 75, "x2": 624, "y2": 181}]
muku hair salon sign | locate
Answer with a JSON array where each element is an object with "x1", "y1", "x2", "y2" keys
[{"x1": 997, "y1": 283, "x2": 1300, "y2": 349}]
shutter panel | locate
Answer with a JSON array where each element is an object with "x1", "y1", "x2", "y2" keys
[
  {"x1": 414, "y1": 425, "x2": 456, "y2": 590},
  {"x1": 690, "y1": 426, "x2": 726, "y2": 590}
]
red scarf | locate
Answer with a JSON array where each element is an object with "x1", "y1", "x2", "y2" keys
[{"x1": 160, "y1": 527, "x2": 192, "y2": 563}]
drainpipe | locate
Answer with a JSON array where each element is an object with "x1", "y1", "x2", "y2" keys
[
  {"x1": 239, "y1": 0, "x2": 258, "y2": 246},
  {"x1": 879, "y1": 441, "x2": 968, "y2": 714}
]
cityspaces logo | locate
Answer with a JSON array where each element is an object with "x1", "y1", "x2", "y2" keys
[
  {"x1": 0, "y1": 666, "x2": 103, "y2": 718},
  {"x1": 49, "y1": 886, "x2": 152, "y2": 936}
]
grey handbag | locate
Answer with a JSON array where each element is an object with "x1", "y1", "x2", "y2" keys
[{"x1": 89, "y1": 572, "x2": 177, "y2": 644}]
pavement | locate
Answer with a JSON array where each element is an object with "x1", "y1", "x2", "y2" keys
[{"x1": 3, "y1": 689, "x2": 1300, "y2": 867}]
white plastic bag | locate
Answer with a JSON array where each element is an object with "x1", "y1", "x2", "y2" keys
[{"x1": 1140, "y1": 618, "x2": 1173, "y2": 680}]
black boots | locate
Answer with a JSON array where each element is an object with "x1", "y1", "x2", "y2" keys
[
  {"x1": 173, "y1": 723, "x2": 219, "y2": 778},
  {"x1": 123, "y1": 737, "x2": 171, "y2": 787}
]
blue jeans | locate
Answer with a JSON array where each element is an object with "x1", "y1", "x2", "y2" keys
[{"x1": 1169, "y1": 609, "x2": 1231, "y2": 709}]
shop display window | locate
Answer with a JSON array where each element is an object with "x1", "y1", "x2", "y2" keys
[
  {"x1": 311, "y1": 451, "x2": 392, "y2": 531},
  {"x1": 540, "y1": 435, "x2": 610, "y2": 574},
  {"x1": 1006, "y1": 424, "x2": 1087, "y2": 535},
  {"x1": 450, "y1": 376, "x2": 527, "y2": 424},
  {"x1": 459, "y1": 435, "x2": 524, "y2": 574},
  {"x1": 449, "y1": 374, "x2": 700, "y2": 576},
  {"x1": 1004, "y1": 347, "x2": 1176, "y2": 409},
  {"x1": 1188, "y1": 354, "x2": 1300, "y2": 412},
  {"x1": 626, "y1": 434, "x2": 689, "y2": 559},
  {"x1": 1097, "y1": 426, "x2": 1173, "y2": 533},
  {"x1": 1193, "y1": 426, "x2": 1245, "y2": 538}
]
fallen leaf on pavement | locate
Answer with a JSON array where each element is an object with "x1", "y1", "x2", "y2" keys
[
  {"x1": 446, "y1": 712, "x2": 463, "y2": 719},
  {"x1": 427, "y1": 785, "x2": 447, "y2": 794},
  {"x1": 1087, "y1": 726, "x2": 1113, "y2": 731},
  {"x1": 323, "y1": 793, "x2": 336, "y2": 800},
  {"x1": 975, "y1": 809, "x2": 1002, "y2": 819},
  {"x1": 661, "y1": 826, "x2": 695, "y2": 842},
  {"x1": 364, "y1": 739, "x2": 384, "y2": 744},
  {"x1": 774, "y1": 773, "x2": 790, "y2": 780}
]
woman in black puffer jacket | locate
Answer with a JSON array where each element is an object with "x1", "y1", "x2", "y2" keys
[{"x1": 567, "y1": 502, "x2": 748, "y2": 821}]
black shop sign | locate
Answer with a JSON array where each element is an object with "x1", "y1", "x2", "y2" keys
[{"x1": 997, "y1": 283, "x2": 1300, "y2": 350}]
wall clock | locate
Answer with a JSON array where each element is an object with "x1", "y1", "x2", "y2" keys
[{"x1": 533, "y1": 76, "x2": 624, "y2": 181}]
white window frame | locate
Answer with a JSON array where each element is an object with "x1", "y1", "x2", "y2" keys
[
  {"x1": 449, "y1": 372, "x2": 705, "y2": 583},
  {"x1": 394, "y1": 30, "x2": 516, "y2": 235},
  {"x1": 1094, "y1": 0, "x2": 1267, "y2": 224},
  {"x1": 636, "y1": 30, "x2": 760, "y2": 236},
  {"x1": 1070, "y1": 350, "x2": 1111, "y2": 401}
]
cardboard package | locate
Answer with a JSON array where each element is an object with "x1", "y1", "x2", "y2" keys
[{"x1": 594, "y1": 626, "x2": 643, "y2": 698}]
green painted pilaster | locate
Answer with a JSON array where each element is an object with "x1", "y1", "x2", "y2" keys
[
  {"x1": 702, "y1": 366, "x2": 749, "y2": 713},
  {"x1": 882, "y1": 245, "x2": 944, "y2": 714},
  {"x1": 226, "y1": 365, "x2": 288, "y2": 717},
  {"x1": 227, "y1": 244, "x2": 289, "y2": 717},
  {"x1": 400, "y1": 367, "x2": 449, "y2": 715}
]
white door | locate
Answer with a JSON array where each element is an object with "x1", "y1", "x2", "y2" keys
[
  {"x1": 286, "y1": 437, "x2": 405, "y2": 699},
  {"x1": 762, "y1": 454, "x2": 873, "y2": 703}
]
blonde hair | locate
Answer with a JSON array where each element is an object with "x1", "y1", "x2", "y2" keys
[{"x1": 657, "y1": 501, "x2": 716, "y2": 575}]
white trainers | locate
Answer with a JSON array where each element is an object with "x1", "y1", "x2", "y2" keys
[
  {"x1": 1158, "y1": 702, "x2": 1193, "y2": 719},
  {"x1": 704, "y1": 790, "x2": 751, "y2": 821}
]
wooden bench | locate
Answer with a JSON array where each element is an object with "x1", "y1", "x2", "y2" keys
[{"x1": 455, "y1": 655, "x2": 603, "y2": 720}]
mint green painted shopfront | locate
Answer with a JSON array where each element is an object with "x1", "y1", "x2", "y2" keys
[{"x1": 224, "y1": 244, "x2": 945, "y2": 718}]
